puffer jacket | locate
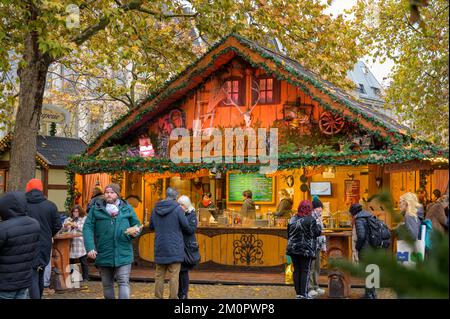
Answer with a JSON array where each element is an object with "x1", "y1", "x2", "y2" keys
[
  {"x1": 286, "y1": 215, "x2": 322, "y2": 258},
  {"x1": 354, "y1": 210, "x2": 372, "y2": 252},
  {"x1": 150, "y1": 199, "x2": 195, "y2": 264},
  {"x1": 0, "y1": 192, "x2": 41, "y2": 291}
]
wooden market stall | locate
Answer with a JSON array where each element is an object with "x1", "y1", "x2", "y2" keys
[{"x1": 67, "y1": 34, "x2": 449, "y2": 272}]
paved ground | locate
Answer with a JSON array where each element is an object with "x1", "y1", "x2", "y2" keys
[
  {"x1": 43, "y1": 281, "x2": 397, "y2": 299},
  {"x1": 87, "y1": 265, "x2": 367, "y2": 286}
]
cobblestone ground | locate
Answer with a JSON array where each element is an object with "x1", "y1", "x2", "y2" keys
[{"x1": 43, "y1": 281, "x2": 397, "y2": 299}]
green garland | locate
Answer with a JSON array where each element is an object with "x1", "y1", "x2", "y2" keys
[
  {"x1": 87, "y1": 34, "x2": 438, "y2": 155},
  {"x1": 65, "y1": 172, "x2": 75, "y2": 212},
  {"x1": 67, "y1": 144, "x2": 448, "y2": 175},
  {"x1": 65, "y1": 143, "x2": 448, "y2": 209}
]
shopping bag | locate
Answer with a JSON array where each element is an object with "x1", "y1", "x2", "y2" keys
[
  {"x1": 285, "y1": 264, "x2": 294, "y2": 285},
  {"x1": 396, "y1": 226, "x2": 426, "y2": 267},
  {"x1": 66, "y1": 263, "x2": 82, "y2": 288}
]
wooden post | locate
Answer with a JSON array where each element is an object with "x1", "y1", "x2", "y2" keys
[{"x1": 43, "y1": 168, "x2": 49, "y2": 197}]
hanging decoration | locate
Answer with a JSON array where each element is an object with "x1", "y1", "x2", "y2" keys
[
  {"x1": 319, "y1": 111, "x2": 345, "y2": 135},
  {"x1": 138, "y1": 134, "x2": 155, "y2": 158}
]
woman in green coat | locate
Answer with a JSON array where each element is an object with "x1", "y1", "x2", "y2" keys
[{"x1": 83, "y1": 183, "x2": 142, "y2": 299}]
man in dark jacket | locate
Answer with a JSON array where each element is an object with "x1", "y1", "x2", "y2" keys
[
  {"x1": 0, "y1": 192, "x2": 41, "y2": 299},
  {"x1": 349, "y1": 203, "x2": 377, "y2": 299},
  {"x1": 150, "y1": 187, "x2": 195, "y2": 299},
  {"x1": 25, "y1": 178, "x2": 62, "y2": 299}
]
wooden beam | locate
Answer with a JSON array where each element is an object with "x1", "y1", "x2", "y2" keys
[
  {"x1": 47, "y1": 184, "x2": 68, "y2": 190},
  {"x1": 0, "y1": 161, "x2": 9, "y2": 169}
]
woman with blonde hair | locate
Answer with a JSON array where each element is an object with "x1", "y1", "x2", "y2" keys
[
  {"x1": 398, "y1": 192, "x2": 421, "y2": 240},
  {"x1": 177, "y1": 195, "x2": 200, "y2": 299}
]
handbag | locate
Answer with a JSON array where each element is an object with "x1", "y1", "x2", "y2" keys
[
  {"x1": 184, "y1": 241, "x2": 201, "y2": 266},
  {"x1": 285, "y1": 264, "x2": 294, "y2": 285}
]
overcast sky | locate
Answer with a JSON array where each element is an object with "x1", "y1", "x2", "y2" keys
[{"x1": 325, "y1": 0, "x2": 394, "y2": 87}]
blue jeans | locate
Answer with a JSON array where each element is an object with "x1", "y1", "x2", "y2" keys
[
  {"x1": 44, "y1": 251, "x2": 52, "y2": 287},
  {"x1": 98, "y1": 264, "x2": 132, "y2": 299},
  {"x1": 0, "y1": 288, "x2": 29, "y2": 299}
]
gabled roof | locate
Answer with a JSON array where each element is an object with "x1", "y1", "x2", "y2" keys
[
  {"x1": 0, "y1": 133, "x2": 87, "y2": 167},
  {"x1": 36, "y1": 136, "x2": 87, "y2": 167},
  {"x1": 86, "y1": 34, "x2": 413, "y2": 155},
  {"x1": 347, "y1": 60, "x2": 384, "y2": 102}
]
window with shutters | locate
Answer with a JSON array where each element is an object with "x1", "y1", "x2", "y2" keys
[
  {"x1": 253, "y1": 77, "x2": 280, "y2": 105},
  {"x1": 223, "y1": 77, "x2": 245, "y2": 106}
]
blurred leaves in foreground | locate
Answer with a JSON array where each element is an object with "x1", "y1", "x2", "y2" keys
[{"x1": 330, "y1": 192, "x2": 449, "y2": 299}]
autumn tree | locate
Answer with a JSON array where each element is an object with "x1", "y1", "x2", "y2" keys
[
  {"x1": 351, "y1": 0, "x2": 449, "y2": 146},
  {"x1": 0, "y1": 0, "x2": 363, "y2": 191}
]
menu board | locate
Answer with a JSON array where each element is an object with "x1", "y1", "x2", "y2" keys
[
  {"x1": 344, "y1": 180, "x2": 360, "y2": 205},
  {"x1": 227, "y1": 172, "x2": 275, "y2": 204}
]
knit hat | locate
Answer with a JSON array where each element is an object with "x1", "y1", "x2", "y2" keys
[
  {"x1": 349, "y1": 203, "x2": 363, "y2": 216},
  {"x1": 312, "y1": 195, "x2": 323, "y2": 209},
  {"x1": 105, "y1": 183, "x2": 121, "y2": 196},
  {"x1": 26, "y1": 178, "x2": 43, "y2": 192}
]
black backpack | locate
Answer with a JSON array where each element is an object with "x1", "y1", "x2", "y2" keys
[{"x1": 366, "y1": 215, "x2": 391, "y2": 248}]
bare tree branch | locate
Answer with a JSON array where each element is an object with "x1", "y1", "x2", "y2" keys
[
  {"x1": 72, "y1": 0, "x2": 144, "y2": 46},
  {"x1": 137, "y1": 6, "x2": 198, "y2": 19}
]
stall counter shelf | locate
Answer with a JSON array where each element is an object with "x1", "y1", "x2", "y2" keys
[{"x1": 134, "y1": 224, "x2": 353, "y2": 271}]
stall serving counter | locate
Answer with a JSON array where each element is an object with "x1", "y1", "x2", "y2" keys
[{"x1": 134, "y1": 212, "x2": 352, "y2": 272}]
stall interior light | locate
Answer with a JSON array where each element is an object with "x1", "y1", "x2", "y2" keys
[{"x1": 426, "y1": 157, "x2": 449, "y2": 163}]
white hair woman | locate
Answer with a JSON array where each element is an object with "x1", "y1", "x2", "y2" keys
[
  {"x1": 176, "y1": 195, "x2": 200, "y2": 299},
  {"x1": 398, "y1": 192, "x2": 421, "y2": 240}
]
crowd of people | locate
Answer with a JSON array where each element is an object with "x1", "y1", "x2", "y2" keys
[
  {"x1": 285, "y1": 188, "x2": 448, "y2": 299},
  {"x1": 0, "y1": 178, "x2": 448, "y2": 300}
]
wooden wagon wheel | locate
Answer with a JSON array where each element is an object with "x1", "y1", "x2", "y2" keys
[{"x1": 319, "y1": 112, "x2": 345, "y2": 135}]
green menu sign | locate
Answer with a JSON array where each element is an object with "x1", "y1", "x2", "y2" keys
[{"x1": 227, "y1": 172, "x2": 275, "y2": 204}]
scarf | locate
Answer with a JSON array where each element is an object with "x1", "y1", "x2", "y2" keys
[{"x1": 105, "y1": 199, "x2": 121, "y2": 217}]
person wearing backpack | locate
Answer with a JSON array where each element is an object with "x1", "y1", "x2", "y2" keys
[{"x1": 350, "y1": 203, "x2": 390, "y2": 299}]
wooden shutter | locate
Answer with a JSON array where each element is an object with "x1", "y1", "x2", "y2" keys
[
  {"x1": 238, "y1": 76, "x2": 246, "y2": 106},
  {"x1": 273, "y1": 77, "x2": 281, "y2": 104}
]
